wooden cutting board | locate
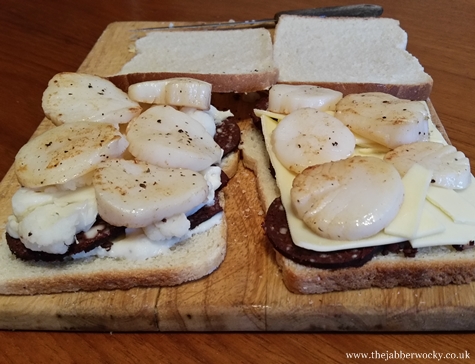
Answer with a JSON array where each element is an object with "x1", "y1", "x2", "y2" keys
[{"x1": 1, "y1": 21, "x2": 474, "y2": 332}]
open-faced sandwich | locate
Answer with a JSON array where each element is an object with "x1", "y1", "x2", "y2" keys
[
  {"x1": 2, "y1": 72, "x2": 243, "y2": 295},
  {"x1": 240, "y1": 16, "x2": 475, "y2": 294}
]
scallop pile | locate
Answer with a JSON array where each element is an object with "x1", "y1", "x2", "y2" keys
[
  {"x1": 7, "y1": 73, "x2": 232, "y2": 257},
  {"x1": 259, "y1": 84, "x2": 472, "y2": 247}
]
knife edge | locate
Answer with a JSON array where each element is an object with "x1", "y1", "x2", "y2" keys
[{"x1": 133, "y1": 4, "x2": 383, "y2": 32}]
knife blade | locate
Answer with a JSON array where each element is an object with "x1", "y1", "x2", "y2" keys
[{"x1": 134, "y1": 4, "x2": 383, "y2": 32}]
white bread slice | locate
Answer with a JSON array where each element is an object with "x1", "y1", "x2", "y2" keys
[
  {"x1": 0, "y1": 195, "x2": 227, "y2": 295},
  {"x1": 239, "y1": 109, "x2": 475, "y2": 294},
  {"x1": 110, "y1": 28, "x2": 278, "y2": 93},
  {"x1": 273, "y1": 16, "x2": 433, "y2": 100}
]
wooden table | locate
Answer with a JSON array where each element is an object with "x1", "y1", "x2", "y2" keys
[{"x1": 1, "y1": 0, "x2": 474, "y2": 362}]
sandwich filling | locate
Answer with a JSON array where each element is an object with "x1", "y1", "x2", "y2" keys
[
  {"x1": 255, "y1": 86, "x2": 475, "y2": 268},
  {"x1": 5, "y1": 73, "x2": 240, "y2": 262}
]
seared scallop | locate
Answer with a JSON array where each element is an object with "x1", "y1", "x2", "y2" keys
[
  {"x1": 42, "y1": 72, "x2": 141, "y2": 125},
  {"x1": 268, "y1": 84, "x2": 343, "y2": 114},
  {"x1": 271, "y1": 108, "x2": 355, "y2": 174},
  {"x1": 93, "y1": 159, "x2": 209, "y2": 228},
  {"x1": 335, "y1": 92, "x2": 429, "y2": 149},
  {"x1": 126, "y1": 105, "x2": 222, "y2": 171},
  {"x1": 127, "y1": 77, "x2": 212, "y2": 110},
  {"x1": 14, "y1": 121, "x2": 128, "y2": 189},
  {"x1": 291, "y1": 156, "x2": 404, "y2": 240},
  {"x1": 384, "y1": 141, "x2": 471, "y2": 189}
]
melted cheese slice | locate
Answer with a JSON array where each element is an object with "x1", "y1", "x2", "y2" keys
[{"x1": 261, "y1": 101, "x2": 475, "y2": 251}]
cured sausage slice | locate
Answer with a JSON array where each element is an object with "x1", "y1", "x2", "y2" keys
[{"x1": 264, "y1": 197, "x2": 383, "y2": 269}]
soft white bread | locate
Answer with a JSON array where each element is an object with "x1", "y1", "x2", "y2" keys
[
  {"x1": 239, "y1": 109, "x2": 475, "y2": 294},
  {"x1": 0, "y1": 203, "x2": 226, "y2": 295},
  {"x1": 110, "y1": 28, "x2": 278, "y2": 93},
  {"x1": 273, "y1": 16, "x2": 433, "y2": 100}
]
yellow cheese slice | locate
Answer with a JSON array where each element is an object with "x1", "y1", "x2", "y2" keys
[
  {"x1": 253, "y1": 109, "x2": 286, "y2": 121},
  {"x1": 410, "y1": 201, "x2": 475, "y2": 248},
  {"x1": 384, "y1": 163, "x2": 433, "y2": 239},
  {"x1": 426, "y1": 185, "x2": 475, "y2": 225}
]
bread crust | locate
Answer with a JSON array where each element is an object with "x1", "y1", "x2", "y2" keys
[
  {"x1": 221, "y1": 150, "x2": 239, "y2": 179},
  {"x1": 239, "y1": 119, "x2": 279, "y2": 211},
  {"x1": 275, "y1": 248, "x2": 475, "y2": 294},
  {"x1": 108, "y1": 71, "x2": 279, "y2": 94}
]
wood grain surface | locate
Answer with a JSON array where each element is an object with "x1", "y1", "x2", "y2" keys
[{"x1": 0, "y1": 0, "x2": 474, "y2": 363}]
